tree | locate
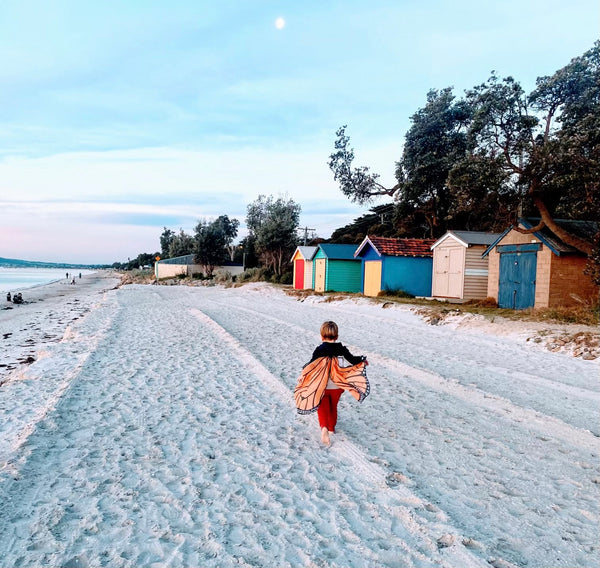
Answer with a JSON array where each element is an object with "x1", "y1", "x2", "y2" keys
[
  {"x1": 193, "y1": 215, "x2": 239, "y2": 277},
  {"x1": 239, "y1": 235, "x2": 259, "y2": 269},
  {"x1": 328, "y1": 125, "x2": 398, "y2": 204},
  {"x1": 159, "y1": 227, "x2": 175, "y2": 258},
  {"x1": 168, "y1": 229, "x2": 195, "y2": 258},
  {"x1": 458, "y1": 42, "x2": 599, "y2": 255},
  {"x1": 329, "y1": 43, "x2": 599, "y2": 268},
  {"x1": 136, "y1": 252, "x2": 159, "y2": 269},
  {"x1": 246, "y1": 195, "x2": 301, "y2": 277},
  {"x1": 395, "y1": 88, "x2": 472, "y2": 236},
  {"x1": 329, "y1": 204, "x2": 396, "y2": 243},
  {"x1": 329, "y1": 89, "x2": 472, "y2": 238}
]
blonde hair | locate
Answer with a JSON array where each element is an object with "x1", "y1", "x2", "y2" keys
[{"x1": 320, "y1": 321, "x2": 339, "y2": 340}]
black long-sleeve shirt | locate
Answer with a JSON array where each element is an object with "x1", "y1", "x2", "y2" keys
[{"x1": 309, "y1": 342, "x2": 364, "y2": 365}]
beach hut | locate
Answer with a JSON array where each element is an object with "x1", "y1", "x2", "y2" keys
[
  {"x1": 313, "y1": 244, "x2": 362, "y2": 293},
  {"x1": 291, "y1": 246, "x2": 317, "y2": 290},
  {"x1": 430, "y1": 231, "x2": 501, "y2": 301},
  {"x1": 354, "y1": 236, "x2": 435, "y2": 297},
  {"x1": 483, "y1": 218, "x2": 599, "y2": 309}
]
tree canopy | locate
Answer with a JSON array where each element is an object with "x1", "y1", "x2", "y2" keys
[
  {"x1": 194, "y1": 215, "x2": 239, "y2": 277},
  {"x1": 246, "y1": 195, "x2": 301, "y2": 277},
  {"x1": 329, "y1": 42, "x2": 599, "y2": 266},
  {"x1": 159, "y1": 227, "x2": 175, "y2": 258},
  {"x1": 168, "y1": 229, "x2": 195, "y2": 258}
]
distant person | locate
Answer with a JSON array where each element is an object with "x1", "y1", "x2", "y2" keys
[
  {"x1": 294, "y1": 320, "x2": 369, "y2": 445},
  {"x1": 6, "y1": 292, "x2": 11, "y2": 302},
  {"x1": 71, "y1": 277, "x2": 76, "y2": 285},
  {"x1": 66, "y1": 272, "x2": 69, "y2": 280},
  {"x1": 79, "y1": 272, "x2": 82, "y2": 279},
  {"x1": 13, "y1": 292, "x2": 23, "y2": 304}
]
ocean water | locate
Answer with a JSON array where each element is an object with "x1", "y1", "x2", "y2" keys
[{"x1": 0, "y1": 268, "x2": 91, "y2": 295}]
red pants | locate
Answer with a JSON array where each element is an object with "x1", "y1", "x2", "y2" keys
[{"x1": 318, "y1": 389, "x2": 343, "y2": 432}]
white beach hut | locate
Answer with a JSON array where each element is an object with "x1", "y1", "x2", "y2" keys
[{"x1": 430, "y1": 231, "x2": 500, "y2": 301}]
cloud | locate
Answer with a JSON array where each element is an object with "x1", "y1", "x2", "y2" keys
[{"x1": 0, "y1": 144, "x2": 379, "y2": 263}]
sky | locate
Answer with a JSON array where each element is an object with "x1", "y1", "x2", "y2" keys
[{"x1": 0, "y1": 0, "x2": 597, "y2": 264}]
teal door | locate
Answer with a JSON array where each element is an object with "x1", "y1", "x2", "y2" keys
[{"x1": 498, "y1": 249, "x2": 537, "y2": 309}]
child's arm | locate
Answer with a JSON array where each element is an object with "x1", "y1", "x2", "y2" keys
[{"x1": 341, "y1": 345, "x2": 366, "y2": 366}]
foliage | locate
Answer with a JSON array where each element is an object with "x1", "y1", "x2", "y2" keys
[
  {"x1": 111, "y1": 252, "x2": 159, "y2": 271},
  {"x1": 168, "y1": 229, "x2": 195, "y2": 258},
  {"x1": 395, "y1": 88, "x2": 471, "y2": 236},
  {"x1": 246, "y1": 195, "x2": 301, "y2": 277},
  {"x1": 272, "y1": 270, "x2": 293, "y2": 285},
  {"x1": 329, "y1": 204, "x2": 396, "y2": 243},
  {"x1": 456, "y1": 42, "x2": 599, "y2": 275},
  {"x1": 213, "y1": 269, "x2": 233, "y2": 284},
  {"x1": 329, "y1": 42, "x2": 600, "y2": 270},
  {"x1": 328, "y1": 126, "x2": 398, "y2": 203},
  {"x1": 236, "y1": 267, "x2": 269, "y2": 283},
  {"x1": 459, "y1": 45, "x2": 599, "y2": 254},
  {"x1": 377, "y1": 289, "x2": 415, "y2": 299},
  {"x1": 239, "y1": 235, "x2": 259, "y2": 269},
  {"x1": 193, "y1": 215, "x2": 239, "y2": 277},
  {"x1": 159, "y1": 227, "x2": 175, "y2": 259}
]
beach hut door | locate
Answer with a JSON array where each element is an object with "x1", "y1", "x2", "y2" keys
[
  {"x1": 364, "y1": 261, "x2": 382, "y2": 297},
  {"x1": 294, "y1": 259, "x2": 305, "y2": 289},
  {"x1": 433, "y1": 247, "x2": 463, "y2": 298},
  {"x1": 498, "y1": 250, "x2": 537, "y2": 309},
  {"x1": 315, "y1": 259, "x2": 326, "y2": 292}
]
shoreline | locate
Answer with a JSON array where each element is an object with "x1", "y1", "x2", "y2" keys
[
  {"x1": 0, "y1": 271, "x2": 121, "y2": 384},
  {"x1": 0, "y1": 268, "x2": 101, "y2": 296}
]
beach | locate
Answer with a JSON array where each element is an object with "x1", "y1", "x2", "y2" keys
[
  {"x1": 0, "y1": 279, "x2": 598, "y2": 567},
  {"x1": 0, "y1": 271, "x2": 120, "y2": 379}
]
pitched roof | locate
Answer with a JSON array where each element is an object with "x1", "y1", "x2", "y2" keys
[
  {"x1": 440, "y1": 230, "x2": 502, "y2": 248},
  {"x1": 520, "y1": 218, "x2": 597, "y2": 255},
  {"x1": 299, "y1": 246, "x2": 318, "y2": 258},
  {"x1": 317, "y1": 243, "x2": 361, "y2": 260},
  {"x1": 356, "y1": 236, "x2": 435, "y2": 258},
  {"x1": 483, "y1": 218, "x2": 598, "y2": 257},
  {"x1": 292, "y1": 246, "x2": 318, "y2": 261}
]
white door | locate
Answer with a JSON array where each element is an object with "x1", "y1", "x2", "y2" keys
[
  {"x1": 447, "y1": 247, "x2": 465, "y2": 298},
  {"x1": 433, "y1": 249, "x2": 450, "y2": 297}
]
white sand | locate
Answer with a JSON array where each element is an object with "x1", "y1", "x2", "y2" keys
[{"x1": 0, "y1": 280, "x2": 598, "y2": 567}]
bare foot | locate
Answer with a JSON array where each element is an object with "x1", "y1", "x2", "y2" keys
[{"x1": 321, "y1": 427, "x2": 330, "y2": 445}]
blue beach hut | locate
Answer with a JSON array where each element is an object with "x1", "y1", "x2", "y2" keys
[{"x1": 354, "y1": 236, "x2": 435, "y2": 297}]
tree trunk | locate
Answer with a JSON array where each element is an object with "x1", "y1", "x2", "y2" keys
[
  {"x1": 513, "y1": 192, "x2": 593, "y2": 256},
  {"x1": 532, "y1": 193, "x2": 593, "y2": 256}
]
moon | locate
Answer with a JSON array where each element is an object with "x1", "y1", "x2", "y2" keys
[{"x1": 275, "y1": 17, "x2": 285, "y2": 29}]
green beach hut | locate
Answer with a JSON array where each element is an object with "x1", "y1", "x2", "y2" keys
[{"x1": 313, "y1": 244, "x2": 362, "y2": 293}]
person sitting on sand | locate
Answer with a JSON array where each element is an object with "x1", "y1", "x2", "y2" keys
[
  {"x1": 6, "y1": 292, "x2": 11, "y2": 302},
  {"x1": 13, "y1": 292, "x2": 23, "y2": 304},
  {"x1": 294, "y1": 320, "x2": 369, "y2": 445}
]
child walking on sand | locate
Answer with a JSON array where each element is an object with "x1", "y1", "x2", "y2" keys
[{"x1": 294, "y1": 321, "x2": 369, "y2": 445}]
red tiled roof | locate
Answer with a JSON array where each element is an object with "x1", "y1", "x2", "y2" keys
[{"x1": 367, "y1": 236, "x2": 436, "y2": 257}]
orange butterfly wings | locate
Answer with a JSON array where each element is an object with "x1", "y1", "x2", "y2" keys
[{"x1": 294, "y1": 357, "x2": 369, "y2": 414}]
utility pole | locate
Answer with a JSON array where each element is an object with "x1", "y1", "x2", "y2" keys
[{"x1": 298, "y1": 226, "x2": 315, "y2": 246}]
